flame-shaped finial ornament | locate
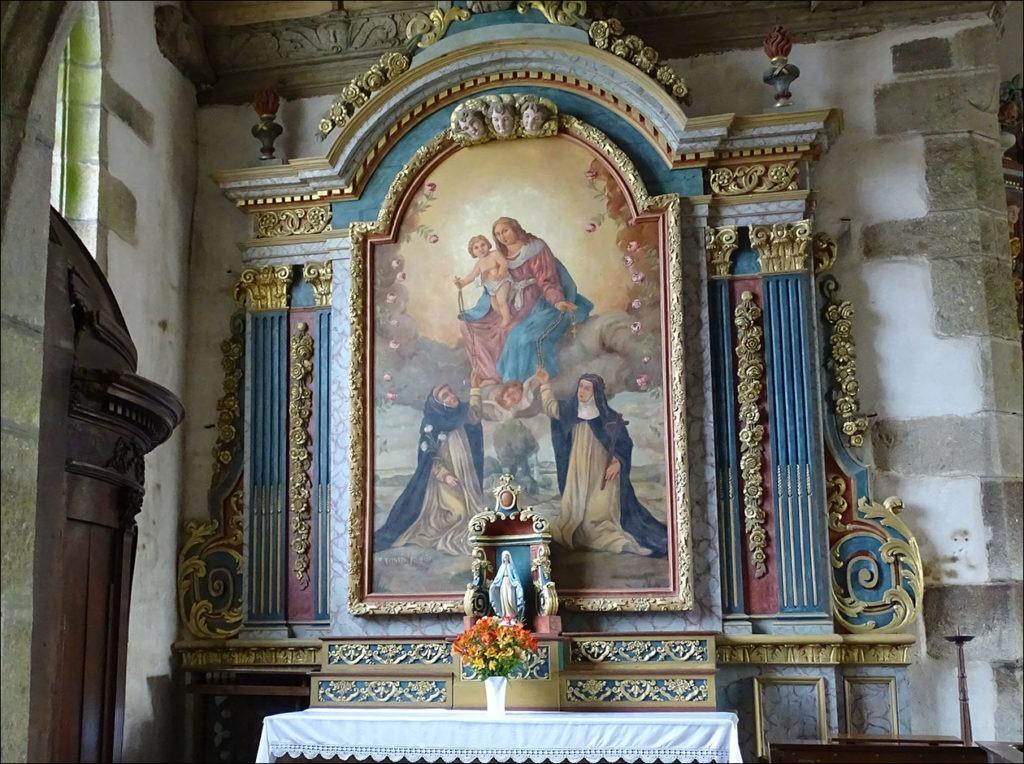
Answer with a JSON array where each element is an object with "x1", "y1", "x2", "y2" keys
[
  {"x1": 251, "y1": 88, "x2": 283, "y2": 160},
  {"x1": 762, "y1": 25, "x2": 800, "y2": 108}
]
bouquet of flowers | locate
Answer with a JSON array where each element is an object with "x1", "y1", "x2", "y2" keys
[{"x1": 452, "y1": 616, "x2": 539, "y2": 678}]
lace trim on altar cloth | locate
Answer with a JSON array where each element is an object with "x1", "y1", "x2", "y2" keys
[{"x1": 267, "y1": 743, "x2": 732, "y2": 763}]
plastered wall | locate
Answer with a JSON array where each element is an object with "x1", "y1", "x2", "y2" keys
[{"x1": 672, "y1": 15, "x2": 1022, "y2": 740}]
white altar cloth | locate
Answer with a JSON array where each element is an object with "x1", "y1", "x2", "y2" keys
[{"x1": 255, "y1": 707, "x2": 742, "y2": 763}]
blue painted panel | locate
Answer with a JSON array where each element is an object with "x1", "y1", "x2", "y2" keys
[
  {"x1": 247, "y1": 311, "x2": 289, "y2": 623},
  {"x1": 708, "y1": 281, "x2": 745, "y2": 615},
  {"x1": 332, "y1": 87, "x2": 701, "y2": 229},
  {"x1": 291, "y1": 273, "x2": 315, "y2": 308},
  {"x1": 733, "y1": 247, "x2": 759, "y2": 275},
  {"x1": 763, "y1": 275, "x2": 830, "y2": 616}
]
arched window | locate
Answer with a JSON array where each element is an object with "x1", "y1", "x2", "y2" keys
[{"x1": 50, "y1": 1, "x2": 102, "y2": 266}]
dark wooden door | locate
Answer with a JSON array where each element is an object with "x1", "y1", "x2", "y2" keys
[{"x1": 28, "y1": 209, "x2": 183, "y2": 762}]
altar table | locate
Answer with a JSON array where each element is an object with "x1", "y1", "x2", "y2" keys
[{"x1": 255, "y1": 708, "x2": 743, "y2": 763}]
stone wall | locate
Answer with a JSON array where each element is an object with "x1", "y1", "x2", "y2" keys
[
  {"x1": 674, "y1": 14, "x2": 1023, "y2": 740},
  {"x1": 100, "y1": 2, "x2": 197, "y2": 760},
  {"x1": 1, "y1": 1, "x2": 195, "y2": 761}
]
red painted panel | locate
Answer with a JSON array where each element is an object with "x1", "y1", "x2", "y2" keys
[{"x1": 286, "y1": 309, "x2": 317, "y2": 623}]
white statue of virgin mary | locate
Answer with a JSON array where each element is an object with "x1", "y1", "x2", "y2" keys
[{"x1": 488, "y1": 550, "x2": 525, "y2": 623}]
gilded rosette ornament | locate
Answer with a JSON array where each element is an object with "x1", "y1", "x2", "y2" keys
[
  {"x1": 821, "y1": 276, "x2": 869, "y2": 448},
  {"x1": 588, "y1": 18, "x2": 689, "y2": 103},
  {"x1": 705, "y1": 225, "x2": 739, "y2": 279},
  {"x1": 289, "y1": 323, "x2": 315, "y2": 588},
  {"x1": 303, "y1": 261, "x2": 333, "y2": 308},
  {"x1": 253, "y1": 205, "x2": 332, "y2": 239},
  {"x1": 234, "y1": 265, "x2": 292, "y2": 311},
  {"x1": 734, "y1": 292, "x2": 768, "y2": 577},
  {"x1": 405, "y1": 6, "x2": 471, "y2": 48},
  {"x1": 318, "y1": 51, "x2": 411, "y2": 138},
  {"x1": 212, "y1": 312, "x2": 244, "y2": 478},
  {"x1": 750, "y1": 219, "x2": 811, "y2": 274},
  {"x1": 831, "y1": 496, "x2": 924, "y2": 633},
  {"x1": 709, "y1": 161, "x2": 798, "y2": 196}
]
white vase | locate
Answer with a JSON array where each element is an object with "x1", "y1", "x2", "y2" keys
[{"x1": 484, "y1": 676, "x2": 508, "y2": 715}]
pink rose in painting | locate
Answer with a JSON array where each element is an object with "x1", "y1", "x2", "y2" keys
[
  {"x1": 396, "y1": 271, "x2": 407, "y2": 282},
  {"x1": 636, "y1": 374, "x2": 650, "y2": 390},
  {"x1": 385, "y1": 390, "x2": 398, "y2": 402},
  {"x1": 388, "y1": 339, "x2": 401, "y2": 350},
  {"x1": 585, "y1": 223, "x2": 597, "y2": 233},
  {"x1": 385, "y1": 292, "x2": 397, "y2": 304},
  {"x1": 627, "y1": 241, "x2": 641, "y2": 253},
  {"x1": 630, "y1": 298, "x2": 642, "y2": 311},
  {"x1": 623, "y1": 255, "x2": 635, "y2": 267},
  {"x1": 428, "y1": 234, "x2": 439, "y2": 244},
  {"x1": 425, "y1": 181, "x2": 437, "y2": 193},
  {"x1": 390, "y1": 258, "x2": 402, "y2": 269},
  {"x1": 383, "y1": 372, "x2": 392, "y2": 382},
  {"x1": 630, "y1": 321, "x2": 642, "y2": 334},
  {"x1": 585, "y1": 169, "x2": 598, "y2": 179},
  {"x1": 388, "y1": 318, "x2": 399, "y2": 326},
  {"x1": 631, "y1": 271, "x2": 645, "y2": 283}
]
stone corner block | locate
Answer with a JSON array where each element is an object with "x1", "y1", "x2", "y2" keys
[
  {"x1": 978, "y1": 338, "x2": 1024, "y2": 415},
  {"x1": 952, "y1": 23, "x2": 1000, "y2": 70},
  {"x1": 923, "y1": 582, "x2": 1023, "y2": 662},
  {"x1": 931, "y1": 257, "x2": 1020, "y2": 340},
  {"x1": 861, "y1": 209, "x2": 1008, "y2": 262},
  {"x1": 923, "y1": 133, "x2": 1008, "y2": 214},
  {"x1": 875, "y1": 71, "x2": 1001, "y2": 138},
  {"x1": 98, "y1": 169, "x2": 137, "y2": 247},
  {"x1": 871, "y1": 413, "x2": 1023, "y2": 477},
  {"x1": 892, "y1": 37, "x2": 952, "y2": 74},
  {"x1": 980, "y1": 478, "x2": 1024, "y2": 581}
]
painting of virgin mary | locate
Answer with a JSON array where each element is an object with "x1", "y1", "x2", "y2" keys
[{"x1": 458, "y1": 216, "x2": 593, "y2": 385}]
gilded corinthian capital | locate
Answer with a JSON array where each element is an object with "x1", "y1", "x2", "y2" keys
[
  {"x1": 705, "y1": 225, "x2": 739, "y2": 279},
  {"x1": 234, "y1": 266, "x2": 293, "y2": 311},
  {"x1": 750, "y1": 219, "x2": 811, "y2": 274}
]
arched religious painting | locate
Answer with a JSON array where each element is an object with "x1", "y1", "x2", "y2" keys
[{"x1": 348, "y1": 106, "x2": 690, "y2": 613}]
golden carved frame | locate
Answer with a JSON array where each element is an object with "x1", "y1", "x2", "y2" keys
[{"x1": 346, "y1": 114, "x2": 691, "y2": 615}]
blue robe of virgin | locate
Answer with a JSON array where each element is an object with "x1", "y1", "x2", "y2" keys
[
  {"x1": 549, "y1": 373, "x2": 668, "y2": 557},
  {"x1": 459, "y1": 239, "x2": 593, "y2": 382},
  {"x1": 374, "y1": 392, "x2": 484, "y2": 552}
]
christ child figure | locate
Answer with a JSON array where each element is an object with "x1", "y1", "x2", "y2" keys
[{"x1": 454, "y1": 234, "x2": 514, "y2": 328}]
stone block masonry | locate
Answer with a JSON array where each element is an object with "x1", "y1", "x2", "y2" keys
[{"x1": 867, "y1": 19, "x2": 1023, "y2": 741}]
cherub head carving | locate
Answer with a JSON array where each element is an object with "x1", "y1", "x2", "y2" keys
[
  {"x1": 489, "y1": 100, "x2": 517, "y2": 138},
  {"x1": 456, "y1": 108, "x2": 487, "y2": 141},
  {"x1": 520, "y1": 100, "x2": 552, "y2": 136}
]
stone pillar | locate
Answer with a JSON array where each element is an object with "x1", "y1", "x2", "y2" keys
[{"x1": 866, "y1": 23, "x2": 1023, "y2": 740}]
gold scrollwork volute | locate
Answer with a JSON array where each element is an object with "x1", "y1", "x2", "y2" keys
[
  {"x1": 705, "y1": 225, "x2": 739, "y2": 279},
  {"x1": 234, "y1": 266, "x2": 293, "y2": 311},
  {"x1": 303, "y1": 261, "x2": 333, "y2": 308},
  {"x1": 734, "y1": 291, "x2": 768, "y2": 577},
  {"x1": 177, "y1": 484, "x2": 244, "y2": 639},
  {"x1": 253, "y1": 205, "x2": 332, "y2": 239},
  {"x1": 750, "y1": 219, "x2": 811, "y2": 274},
  {"x1": 709, "y1": 161, "x2": 799, "y2": 196},
  {"x1": 517, "y1": 0, "x2": 588, "y2": 26},
  {"x1": 289, "y1": 323, "x2": 315, "y2": 588},
  {"x1": 405, "y1": 6, "x2": 471, "y2": 48},
  {"x1": 821, "y1": 276, "x2": 869, "y2": 448},
  {"x1": 831, "y1": 496, "x2": 924, "y2": 633},
  {"x1": 813, "y1": 232, "x2": 838, "y2": 274}
]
